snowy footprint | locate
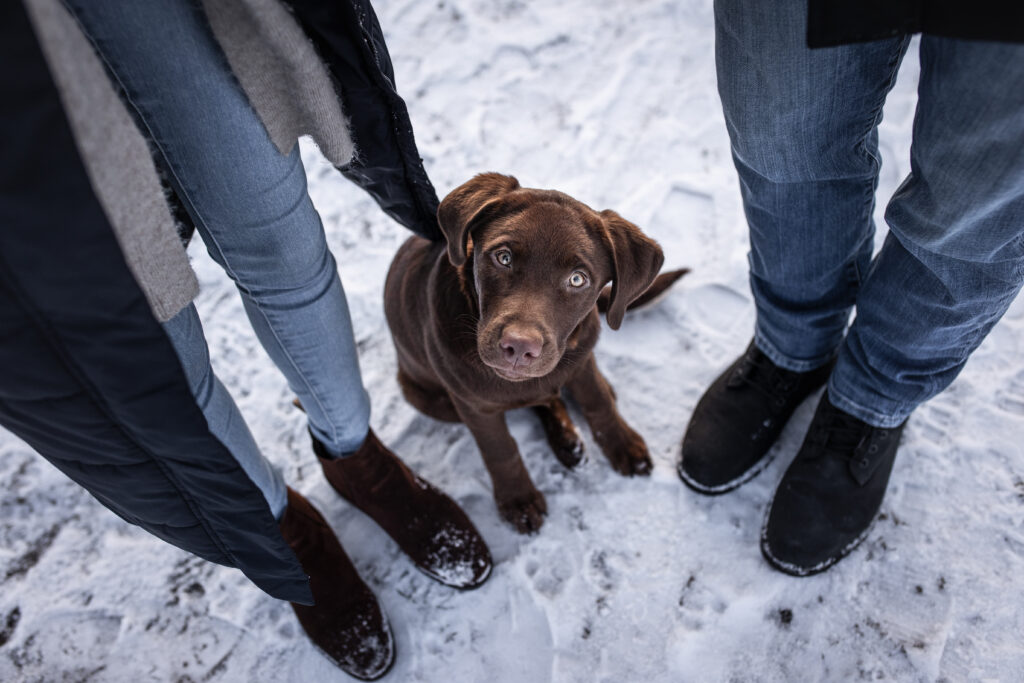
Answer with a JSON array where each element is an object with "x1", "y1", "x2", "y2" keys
[{"x1": 0, "y1": 609, "x2": 122, "y2": 681}]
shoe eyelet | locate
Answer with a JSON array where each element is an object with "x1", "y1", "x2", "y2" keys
[
  {"x1": 868, "y1": 445, "x2": 878, "y2": 454},
  {"x1": 859, "y1": 458, "x2": 870, "y2": 468},
  {"x1": 879, "y1": 430, "x2": 889, "y2": 438}
]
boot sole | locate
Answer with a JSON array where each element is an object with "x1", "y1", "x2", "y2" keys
[
  {"x1": 758, "y1": 504, "x2": 877, "y2": 577},
  {"x1": 676, "y1": 447, "x2": 778, "y2": 496}
]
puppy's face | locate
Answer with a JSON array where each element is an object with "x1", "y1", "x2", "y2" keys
[
  {"x1": 438, "y1": 174, "x2": 664, "y2": 382},
  {"x1": 470, "y1": 202, "x2": 611, "y2": 380}
]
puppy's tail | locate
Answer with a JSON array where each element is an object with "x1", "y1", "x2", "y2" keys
[{"x1": 597, "y1": 268, "x2": 689, "y2": 316}]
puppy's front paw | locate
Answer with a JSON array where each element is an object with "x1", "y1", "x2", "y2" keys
[
  {"x1": 602, "y1": 427, "x2": 653, "y2": 477},
  {"x1": 497, "y1": 488, "x2": 548, "y2": 534}
]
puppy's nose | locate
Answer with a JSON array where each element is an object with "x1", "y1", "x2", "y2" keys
[{"x1": 499, "y1": 328, "x2": 543, "y2": 366}]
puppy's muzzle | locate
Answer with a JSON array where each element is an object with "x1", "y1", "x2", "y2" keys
[{"x1": 484, "y1": 324, "x2": 552, "y2": 380}]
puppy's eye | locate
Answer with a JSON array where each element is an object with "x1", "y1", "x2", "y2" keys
[
  {"x1": 568, "y1": 271, "x2": 589, "y2": 288},
  {"x1": 494, "y1": 249, "x2": 513, "y2": 267}
]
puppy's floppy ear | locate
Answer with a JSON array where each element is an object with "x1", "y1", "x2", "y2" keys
[
  {"x1": 437, "y1": 173, "x2": 520, "y2": 267},
  {"x1": 600, "y1": 209, "x2": 665, "y2": 330}
]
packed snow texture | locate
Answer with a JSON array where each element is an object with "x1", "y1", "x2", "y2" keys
[{"x1": 2, "y1": 1, "x2": 1024, "y2": 681}]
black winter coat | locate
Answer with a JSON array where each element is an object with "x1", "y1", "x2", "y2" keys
[
  {"x1": 0, "y1": 0, "x2": 442, "y2": 604},
  {"x1": 807, "y1": 0, "x2": 1024, "y2": 47}
]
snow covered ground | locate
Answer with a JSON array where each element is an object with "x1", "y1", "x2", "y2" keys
[{"x1": 3, "y1": 0, "x2": 1024, "y2": 681}]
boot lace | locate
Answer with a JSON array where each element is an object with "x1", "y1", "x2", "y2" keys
[
  {"x1": 728, "y1": 348, "x2": 798, "y2": 408},
  {"x1": 806, "y1": 406, "x2": 870, "y2": 462}
]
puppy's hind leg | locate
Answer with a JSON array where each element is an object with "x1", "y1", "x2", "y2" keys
[
  {"x1": 397, "y1": 369, "x2": 461, "y2": 423},
  {"x1": 532, "y1": 397, "x2": 586, "y2": 469}
]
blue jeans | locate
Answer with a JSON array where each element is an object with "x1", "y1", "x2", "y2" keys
[
  {"x1": 716, "y1": 0, "x2": 1024, "y2": 427},
  {"x1": 66, "y1": 0, "x2": 372, "y2": 517}
]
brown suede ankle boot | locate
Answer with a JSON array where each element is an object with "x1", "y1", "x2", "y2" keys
[
  {"x1": 314, "y1": 429, "x2": 493, "y2": 589},
  {"x1": 279, "y1": 487, "x2": 394, "y2": 680}
]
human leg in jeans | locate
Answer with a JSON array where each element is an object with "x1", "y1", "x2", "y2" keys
[
  {"x1": 764, "y1": 35, "x2": 1024, "y2": 573},
  {"x1": 679, "y1": 0, "x2": 909, "y2": 494},
  {"x1": 64, "y1": 0, "x2": 369, "y2": 461},
  {"x1": 682, "y1": 0, "x2": 1024, "y2": 574},
  {"x1": 828, "y1": 36, "x2": 1024, "y2": 427},
  {"x1": 64, "y1": 0, "x2": 491, "y2": 676},
  {"x1": 162, "y1": 304, "x2": 288, "y2": 520}
]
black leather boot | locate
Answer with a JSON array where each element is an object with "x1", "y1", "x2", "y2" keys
[
  {"x1": 678, "y1": 340, "x2": 835, "y2": 494},
  {"x1": 761, "y1": 395, "x2": 906, "y2": 576}
]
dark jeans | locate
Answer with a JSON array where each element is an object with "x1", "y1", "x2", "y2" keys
[{"x1": 716, "y1": 0, "x2": 1024, "y2": 427}]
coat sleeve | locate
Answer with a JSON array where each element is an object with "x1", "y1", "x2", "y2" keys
[{"x1": 285, "y1": 0, "x2": 443, "y2": 241}]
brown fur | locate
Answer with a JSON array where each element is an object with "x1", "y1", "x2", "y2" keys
[{"x1": 384, "y1": 173, "x2": 684, "y2": 533}]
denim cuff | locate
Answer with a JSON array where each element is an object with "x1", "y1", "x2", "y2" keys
[
  {"x1": 268, "y1": 474, "x2": 289, "y2": 522},
  {"x1": 312, "y1": 423, "x2": 370, "y2": 459},
  {"x1": 753, "y1": 330, "x2": 838, "y2": 374},
  {"x1": 826, "y1": 378, "x2": 914, "y2": 429}
]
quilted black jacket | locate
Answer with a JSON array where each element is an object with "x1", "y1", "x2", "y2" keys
[{"x1": 0, "y1": 0, "x2": 443, "y2": 604}]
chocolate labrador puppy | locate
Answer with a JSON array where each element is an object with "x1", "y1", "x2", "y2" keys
[{"x1": 384, "y1": 174, "x2": 684, "y2": 533}]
